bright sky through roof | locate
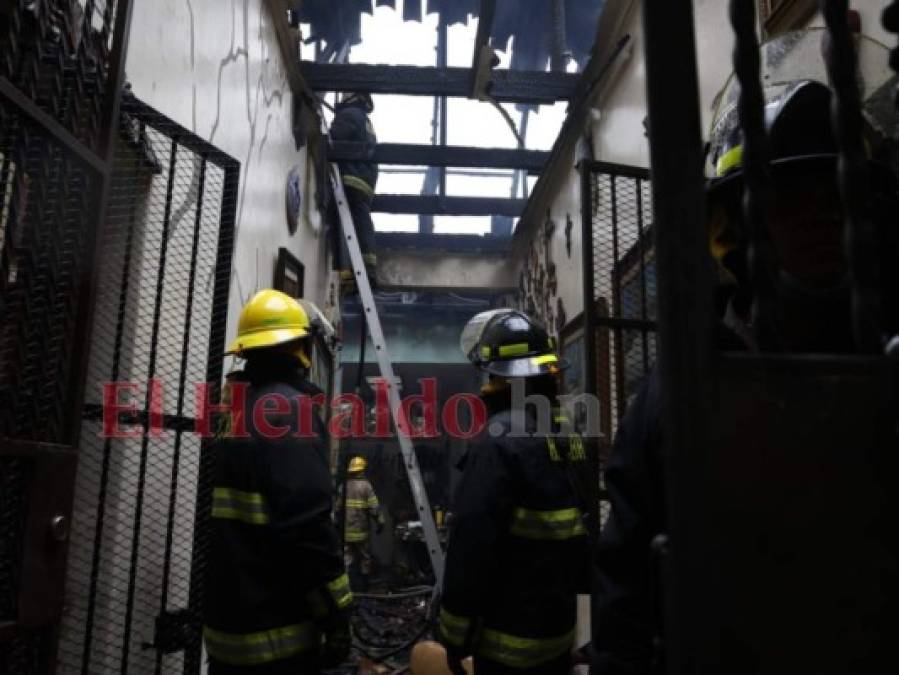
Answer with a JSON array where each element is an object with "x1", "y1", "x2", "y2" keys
[{"x1": 306, "y1": 5, "x2": 570, "y2": 235}]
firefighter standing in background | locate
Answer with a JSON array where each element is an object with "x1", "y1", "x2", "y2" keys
[
  {"x1": 330, "y1": 92, "x2": 378, "y2": 288},
  {"x1": 203, "y1": 290, "x2": 352, "y2": 675},
  {"x1": 344, "y1": 455, "x2": 385, "y2": 590},
  {"x1": 438, "y1": 310, "x2": 591, "y2": 675}
]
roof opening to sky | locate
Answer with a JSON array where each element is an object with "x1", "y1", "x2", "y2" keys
[{"x1": 298, "y1": 1, "x2": 604, "y2": 236}]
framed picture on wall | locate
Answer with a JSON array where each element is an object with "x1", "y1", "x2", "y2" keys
[{"x1": 273, "y1": 247, "x2": 305, "y2": 299}]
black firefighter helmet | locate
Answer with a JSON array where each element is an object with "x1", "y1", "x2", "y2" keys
[
  {"x1": 704, "y1": 28, "x2": 899, "y2": 284},
  {"x1": 339, "y1": 91, "x2": 374, "y2": 113},
  {"x1": 460, "y1": 309, "x2": 569, "y2": 378},
  {"x1": 706, "y1": 27, "x2": 898, "y2": 208}
]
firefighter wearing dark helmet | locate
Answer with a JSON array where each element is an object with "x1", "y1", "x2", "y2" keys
[
  {"x1": 592, "y1": 28, "x2": 899, "y2": 675},
  {"x1": 203, "y1": 290, "x2": 351, "y2": 674},
  {"x1": 330, "y1": 92, "x2": 378, "y2": 288},
  {"x1": 438, "y1": 309, "x2": 591, "y2": 675}
]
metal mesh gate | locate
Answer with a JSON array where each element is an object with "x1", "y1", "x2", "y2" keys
[
  {"x1": 54, "y1": 95, "x2": 238, "y2": 675},
  {"x1": 580, "y1": 160, "x2": 657, "y2": 457},
  {"x1": 1, "y1": 1, "x2": 133, "y2": 673}
]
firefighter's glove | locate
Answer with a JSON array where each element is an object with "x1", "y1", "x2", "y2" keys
[
  {"x1": 321, "y1": 611, "x2": 352, "y2": 668},
  {"x1": 444, "y1": 644, "x2": 469, "y2": 675}
]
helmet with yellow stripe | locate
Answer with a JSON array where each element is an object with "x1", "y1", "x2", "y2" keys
[
  {"x1": 705, "y1": 28, "x2": 899, "y2": 296},
  {"x1": 460, "y1": 309, "x2": 568, "y2": 378},
  {"x1": 707, "y1": 28, "x2": 896, "y2": 188}
]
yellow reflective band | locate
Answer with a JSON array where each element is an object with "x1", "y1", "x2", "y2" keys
[
  {"x1": 346, "y1": 499, "x2": 368, "y2": 509},
  {"x1": 366, "y1": 496, "x2": 380, "y2": 508},
  {"x1": 546, "y1": 437, "x2": 561, "y2": 462},
  {"x1": 342, "y1": 174, "x2": 375, "y2": 196},
  {"x1": 478, "y1": 627, "x2": 575, "y2": 668},
  {"x1": 345, "y1": 529, "x2": 369, "y2": 542},
  {"x1": 211, "y1": 488, "x2": 269, "y2": 525},
  {"x1": 509, "y1": 507, "x2": 587, "y2": 541},
  {"x1": 362, "y1": 252, "x2": 378, "y2": 266},
  {"x1": 438, "y1": 609, "x2": 472, "y2": 647},
  {"x1": 498, "y1": 343, "x2": 530, "y2": 358},
  {"x1": 203, "y1": 623, "x2": 316, "y2": 666},
  {"x1": 716, "y1": 144, "x2": 744, "y2": 177},
  {"x1": 326, "y1": 573, "x2": 353, "y2": 610},
  {"x1": 569, "y1": 434, "x2": 586, "y2": 461},
  {"x1": 532, "y1": 354, "x2": 558, "y2": 366},
  {"x1": 481, "y1": 345, "x2": 492, "y2": 359}
]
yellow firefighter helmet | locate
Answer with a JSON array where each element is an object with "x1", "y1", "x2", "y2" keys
[
  {"x1": 226, "y1": 289, "x2": 311, "y2": 356},
  {"x1": 348, "y1": 456, "x2": 367, "y2": 474}
]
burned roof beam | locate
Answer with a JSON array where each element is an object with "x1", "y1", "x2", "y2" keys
[
  {"x1": 471, "y1": 0, "x2": 497, "y2": 70},
  {"x1": 329, "y1": 141, "x2": 549, "y2": 173},
  {"x1": 302, "y1": 63, "x2": 579, "y2": 104},
  {"x1": 372, "y1": 195, "x2": 527, "y2": 217},
  {"x1": 471, "y1": 0, "x2": 498, "y2": 97}
]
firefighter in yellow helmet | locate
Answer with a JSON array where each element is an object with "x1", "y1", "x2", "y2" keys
[
  {"x1": 343, "y1": 455, "x2": 385, "y2": 590},
  {"x1": 203, "y1": 290, "x2": 352, "y2": 674}
]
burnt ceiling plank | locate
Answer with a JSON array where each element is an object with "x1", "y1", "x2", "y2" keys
[
  {"x1": 375, "y1": 231, "x2": 511, "y2": 253},
  {"x1": 329, "y1": 141, "x2": 549, "y2": 172},
  {"x1": 471, "y1": 0, "x2": 498, "y2": 97},
  {"x1": 372, "y1": 195, "x2": 527, "y2": 216},
  {"x1": 302, "y1": 62, "x2": 579, "y2": 103},
  {"x1": 471, "y1": 0, "x2": 497, "y2": 70}
]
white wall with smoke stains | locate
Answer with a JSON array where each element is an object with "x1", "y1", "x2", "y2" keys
[
  {"x1": 58, "y1": 3, "x2": 336, "y2": 674},
  {"x1": 125, "y1": 0, "x2": 338, "y2": 337}
]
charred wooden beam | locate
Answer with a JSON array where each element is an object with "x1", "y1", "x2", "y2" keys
[
  {"x1": 302, "y1": 62, "x2": 579, "y2": 104},
  {"x1": 372, "y1": 195, "x2": 526, "y2": 216},
  {"x1": 329, "y1": 141, "x2": 549, "y2": 173}
]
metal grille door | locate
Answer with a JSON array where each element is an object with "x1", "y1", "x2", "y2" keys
[
  {"x1": 580, "y1": 160, "x2": 657, "y2": 452},
  {"x1": 0, "y1": 1, "x2": 134, "y2": 673},
  {"x1": 55, "y1": 96, "x2": 238, "y2": 675}
]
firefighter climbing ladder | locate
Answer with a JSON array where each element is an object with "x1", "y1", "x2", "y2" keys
[{"x1": 327, "y1": 156, "x2": 446, "y2": 590}]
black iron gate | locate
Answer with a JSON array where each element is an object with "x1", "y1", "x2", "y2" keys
[
  {"x1": 54, "y1": 96, "x2": 238, "y2": 675},
  {"x1": 0, "y1": 1, "x2": 133, "y2": 673},
  {"x1": 0, "y1": 3, "x2": 238, "y2": 673},
  {"x1": 580, "y1": 160, "x2": 657, "y2": 457}
]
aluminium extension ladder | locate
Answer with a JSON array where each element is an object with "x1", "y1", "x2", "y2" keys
[{"x1": 327, "y1": 157, "x2": 446, "y2": 590}]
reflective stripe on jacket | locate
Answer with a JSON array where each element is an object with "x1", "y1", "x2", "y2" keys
[
  {"x1": 203, "y1": 355, "x2": 351, "y2": 667},
  {"x1": 203, "y1": 623, "x2": 316, "y2": 666},
  {"x1": 439, "y1": 403, "x2": 590, "y2": 668},
  {"x1": 344, "y1": 477, "x2": 383, "y2": 543}
]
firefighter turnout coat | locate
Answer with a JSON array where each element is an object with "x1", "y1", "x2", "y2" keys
[
  {"x1": 330, "y1": 100, "x2": 378, "y2": 198},
  {"x1": 203, "y1": 355, "x2": 351, "y2": 670},
  {"x1": 438, "y1": 404, "x2": 591, "y2": 670},
  {"x1": 345, "y1": 477, "x2": 383, "y2": 543}
]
